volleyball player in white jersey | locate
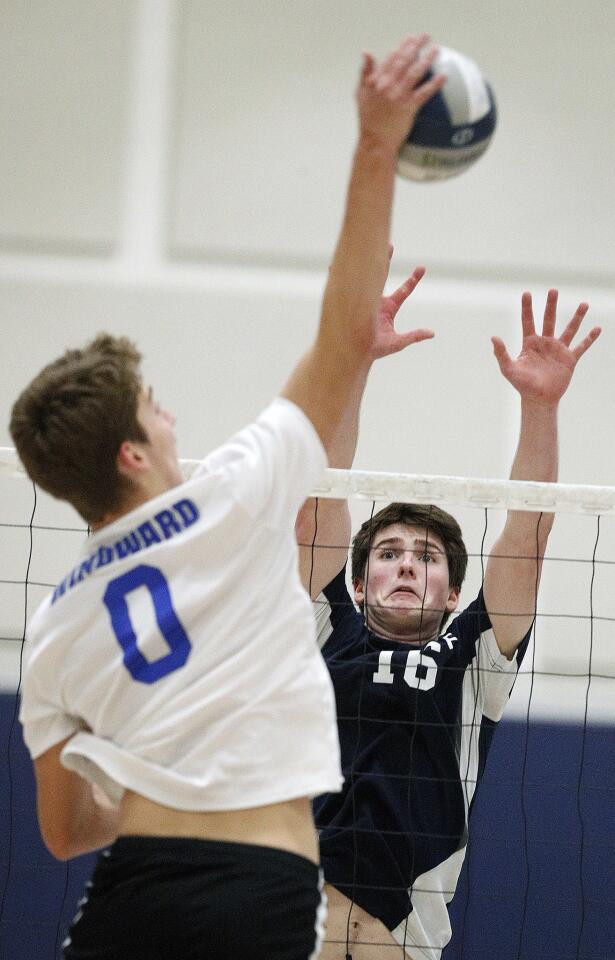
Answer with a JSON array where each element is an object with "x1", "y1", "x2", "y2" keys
[
  {"x1": 297, "y1": 294, "x2": 601, "y2": 959},
  {"x1": 10, "y1": 34, "x2": 446, "y2": 960}
]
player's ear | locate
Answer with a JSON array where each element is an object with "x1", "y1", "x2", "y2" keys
[
  {"x1": 353, "y1": 577, "x2": 365, "y2": 606},
  {"x1": 117, "y1": 439, "x2": 148, "y2": 479},
  {"x1": 446, "y1": 586, "x2": 460, "y2": 613}
]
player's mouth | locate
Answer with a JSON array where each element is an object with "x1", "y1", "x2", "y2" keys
[{"x1": 389, "y1": 586, "x2": 419, "y2": 600}]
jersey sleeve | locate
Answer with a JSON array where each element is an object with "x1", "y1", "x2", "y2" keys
[
  {"x1": 447, "y1": 589, "x2": 530, "y2": 723},
  {"x1": 19, "y1": 652, "x2": 82, "y2": 759},
  {"x1": 196, "y1": 398, "x2": 327, "y2": 526},
  {"x1": 314, "y1": 565, "x2": 356, "y2": 651}
]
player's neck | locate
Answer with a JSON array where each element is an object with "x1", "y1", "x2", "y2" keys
[
  {"x1": 91, "y1": 477, "x2": 180, "y2": 532},
  {"x1": 366, "y1": 614, "x2": 440, "y2": 646}
]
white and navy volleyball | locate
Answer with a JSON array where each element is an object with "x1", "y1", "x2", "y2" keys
[{"x1": 398, "y1": 45, "x2": 497, "y2": 181}]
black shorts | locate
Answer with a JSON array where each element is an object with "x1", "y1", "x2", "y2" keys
[{"x1": 63, "y1": 835, "x2": 326, "y2": 960}]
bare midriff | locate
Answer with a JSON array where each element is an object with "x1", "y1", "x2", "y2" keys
[{"x1": 118, "y1": 790, "x2": 319, "y2": 864}]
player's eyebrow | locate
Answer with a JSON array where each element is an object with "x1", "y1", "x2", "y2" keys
[
  {"x1": 373, "y1": 536, "x2": 404, "y2": 549},
  {"x1": 372, "y1": 536, "x2": 443, "y2": 553},
  {"x1": 412, "y1": 538, "x2": 444, "y2": 553}
]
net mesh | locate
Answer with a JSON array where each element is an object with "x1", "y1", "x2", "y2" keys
[{"x1": 1, "y1": 447, "x2": 614, "y2": 959}]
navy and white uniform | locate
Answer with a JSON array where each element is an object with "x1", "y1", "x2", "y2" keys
[{"x1": 312, "y1": 566, "x2": 530, "y2": 960}]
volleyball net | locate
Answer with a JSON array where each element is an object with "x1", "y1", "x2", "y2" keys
[{"x1": 1, "y1": 446, "x2": 614, "y2": 958}]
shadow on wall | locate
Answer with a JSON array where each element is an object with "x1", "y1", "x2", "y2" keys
[{"x1": 0, "y1": 693, "x2": 613, "y2": 960}]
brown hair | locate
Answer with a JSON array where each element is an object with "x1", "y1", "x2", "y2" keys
[
  {"x1": 10, "y1": 334, "x2": 148, "y2": 524},
  {"x1": 351, "y1": 502, "x2": 468, "y2": 628}
]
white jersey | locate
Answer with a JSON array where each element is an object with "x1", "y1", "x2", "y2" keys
[{"x1": 20, "y1": 398, "x2": 343, "y2": 810}]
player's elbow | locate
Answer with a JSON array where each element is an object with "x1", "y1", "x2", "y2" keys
[
  {"x1": 37, "y1": 802, "x2": 82, "y2": 861},
  {"x1": 40, "y1": 822, "x2": 74, "y2": 861},
  {"x1": 48, "y1": 842, "x2": 73, "y2": 862}
]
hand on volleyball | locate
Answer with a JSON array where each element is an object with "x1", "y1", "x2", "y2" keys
[
  {"x1": 357, "y1": 34, "x2": 447, "y2": 153},
  {"x1": 372, "y1": 250, "x2": 434, "y2": 359},
  {"x1": 491, "y1": 289, "x2": 602, "y2": 406}
]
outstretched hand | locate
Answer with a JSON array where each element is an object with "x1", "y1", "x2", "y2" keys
[
  {"x1": 373, "y1": 248, "x2": 434, "y2": 359},
  {"x1": 358, "y1": 34, "x2": 446, "y2": 154},
  {"x1": 491, "y1": 289, "x2": 601, "y2": 406}
]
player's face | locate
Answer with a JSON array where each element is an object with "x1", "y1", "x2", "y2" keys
[
  {"x1": 353, "y1": 523, "x2": 460, "y2": 643},
  {"x1": 136, "y1": 386, "x2": 183, "y2": 489}
]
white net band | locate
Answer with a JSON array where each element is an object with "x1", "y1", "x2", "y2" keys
[{"x1": 2, "y1": 446, "x2": 615, "y2": 515}]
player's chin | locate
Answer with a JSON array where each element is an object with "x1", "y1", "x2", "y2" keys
[
  {"x1": 386, "y1": 596, "x2": 431, "y2": 615},
  {"x1": 386, "y1": 604, "x2": 441, "y2": 630},
  {"x1": 386, "y1": 593, "x2": 422, "y2": 609}
]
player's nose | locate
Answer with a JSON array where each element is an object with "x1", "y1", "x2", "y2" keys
[{"x1": 398, "y1": 551, "x2": 416, "y2": 575}]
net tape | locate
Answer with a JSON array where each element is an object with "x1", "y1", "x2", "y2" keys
[{"x1": 2, "y1": 446, "x2": 615, "y2": 515}]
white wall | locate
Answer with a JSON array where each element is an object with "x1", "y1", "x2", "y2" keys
[{"x1": 1, "y1": 0, "x2": 614, "y2": 721}]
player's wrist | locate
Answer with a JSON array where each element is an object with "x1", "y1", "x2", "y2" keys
[
  {"x1": 520, "y1": 396, "x2": 560, "y2": 415},
  {"x1": 355, "y1": 129, "x2": 401, "y2": 166}
]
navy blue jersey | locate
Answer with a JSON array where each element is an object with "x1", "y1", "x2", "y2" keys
[{"x1": 313, "y1": 566, "x2": 530, "y2": 958}]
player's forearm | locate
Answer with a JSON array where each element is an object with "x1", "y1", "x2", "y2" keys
[
  {"x1": 484, "y1": 400, "x2": 557, "y2": 655},
  {"x1": 327, "y1": 374, "x2": 366, "y2": 468},
  {"x1": 505, "y1": 399, "x2": 558, "y2": 545},
  {"x1": 293, "y1": 351, "x2": 364, "y2": 597},
  {"x1": 320, "y1": 136, "x2": 398, "y2": 357},
  {"x1": 73, "y1": 797, "x2": 119, "y2": 857},
  {"x1": 511, "y1": 399, "x2": 559, "y2": 484}
]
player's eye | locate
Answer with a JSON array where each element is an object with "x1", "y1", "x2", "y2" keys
[
  {"x1": 380, "y1": 549, "x2": 397, "y2": 560},
  {"x1": 419, "y1": 552, "x2": 434, "y2": 562}
]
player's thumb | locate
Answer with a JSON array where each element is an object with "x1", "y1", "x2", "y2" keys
[
  {"x1": 491, "y1": 336, "x2": 510, "y2": 372},
  {"x1": 361, "y1": 52, "x2": 375, "y2": 81}
]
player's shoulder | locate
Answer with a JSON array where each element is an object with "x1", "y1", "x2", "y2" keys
[
  {"x1": 318, "y1": 571, "x2": 365, "y2": 656},
  {"x1": 194, "y1": 397, "x2": 327, "y2": 520},
  {"x1": 23, "y1": 587, "x2": 80, "y2": 680},
  {"x1": 201, "y1": 398, "x2": 322, "y2": 469},
  {"x1": 322, "y1": 567, "x2": 361, "y2": 627},
  {"x1": 440, "y1": 589, "x2": 491, "y2": 652},
  {"x1": 24, "y1": 596, "x2": 53, "y2": 654}
]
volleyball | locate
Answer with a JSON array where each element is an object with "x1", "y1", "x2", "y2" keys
[{"x1": 398, "y1": 45, "x2": 497, "y2": 182}]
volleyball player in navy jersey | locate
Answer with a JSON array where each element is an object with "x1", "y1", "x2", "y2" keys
[
  {"x1": 297, "y1": 293, "x2": 601, "y2": 959},
  {"x1": 10, "y1": 34, "x2": 447, "y2": 960}
]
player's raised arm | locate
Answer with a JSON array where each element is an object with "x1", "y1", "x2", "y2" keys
[
  {"x1": 282, "y1": 34, "x2": 445, "y2": 455},
  {"x1": 296, "y1": 252, "x2": 434, "y2": 598},
  {"x1": 484, "y1": 289, "x2": 601, "y2": 658}
]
